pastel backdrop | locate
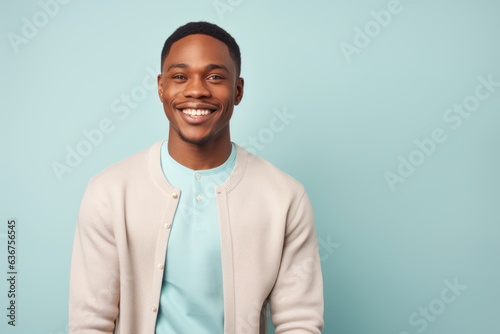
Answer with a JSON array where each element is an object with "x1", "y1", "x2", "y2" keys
[{"x1": 1, "y1": 0, "x2": 499, "y2": 333}]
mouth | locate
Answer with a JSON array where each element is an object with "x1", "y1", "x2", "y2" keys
[
  {"x1": 175, "y1": 104, "x2": 218, "y2": 124},
  {"x1": 180, "y1": 108, "x2": 215, "y2": 117}
]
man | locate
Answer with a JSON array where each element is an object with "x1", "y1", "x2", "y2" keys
[{"x1": 69, "y1": 21, "x2": 323, "y2": 333}]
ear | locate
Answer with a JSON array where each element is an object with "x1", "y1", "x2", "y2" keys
[
  {"x1": 234, "y1": 77, "x2": 244, "y2": 105},
  {"x1": 157, "y1": 73, "x2": 163, "y2": 102}
]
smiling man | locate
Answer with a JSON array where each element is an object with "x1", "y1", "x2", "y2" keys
[{"x1": 69, "y1": 22, "x2": 323, "y2": 334}]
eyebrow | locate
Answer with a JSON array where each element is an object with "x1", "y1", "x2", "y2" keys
[
  {"x1": 166, "y1": 63, "x2": 230, "y2": 73},
  {"x1": 206, "y1": 64, "x2": 230, "y2": 73}
]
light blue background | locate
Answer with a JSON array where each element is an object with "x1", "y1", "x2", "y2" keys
[{"x1": 1, "y1": 0, "x2": 499, "y2": 333}]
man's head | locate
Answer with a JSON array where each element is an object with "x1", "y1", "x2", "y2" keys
[
  {"x1": 160, "y1": 21, "x2": 241, "y2": 77},
  {"x1": 157, "y1": 22, "x2": 244, "y2": 147}
]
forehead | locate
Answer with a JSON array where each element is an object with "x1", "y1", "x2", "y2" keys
[{"x1": 164, "y1": 34, "x2": 235, "y2": 72}]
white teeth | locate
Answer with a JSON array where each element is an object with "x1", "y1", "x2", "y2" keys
[{"x1": 181, "y1": 108, "x2": 213, "y2": 116}]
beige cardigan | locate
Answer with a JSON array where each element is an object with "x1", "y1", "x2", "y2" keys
[{"x1": 69, "y1": 141, "x2": 324, "y2": 333}]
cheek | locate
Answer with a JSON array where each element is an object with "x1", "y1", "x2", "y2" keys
[
  {"x1": 217, "y1": 88, "x2": 235, "y2": 104},
  {"x1": 162, "y1": 91, "x2": 180, "y2": 107}
]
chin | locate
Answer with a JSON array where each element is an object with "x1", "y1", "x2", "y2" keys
[{"x1": 178, "y1": 131, "x2": 213, "y2": 146}]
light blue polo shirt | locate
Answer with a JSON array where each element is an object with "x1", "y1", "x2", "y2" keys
[{"x1": 155, "y1": 141, "x2": 236, "y2": 334}]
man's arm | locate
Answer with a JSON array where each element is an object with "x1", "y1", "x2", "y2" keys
[
  {"x1": 69, "y1": 180, "x2": 120, "y2": 333},
  {"x1": 269, "y1": 190, "x2": 324, "y2": 333}
]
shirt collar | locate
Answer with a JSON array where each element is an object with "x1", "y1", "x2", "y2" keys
[{"x1": 162, "y1": 142, "x2": 237, "y2": 177}]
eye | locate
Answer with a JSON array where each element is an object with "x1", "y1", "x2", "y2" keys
[
  {"x1": 172, "y1": 74, "x2": 186, "y2": 80},
  {"x1": 207, "y1": 74, "x2": 223, "y2": 80}
]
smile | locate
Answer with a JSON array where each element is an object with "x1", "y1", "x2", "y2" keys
[{"x1": 181, "y1": 108, "x2": 214, "y2": 116}]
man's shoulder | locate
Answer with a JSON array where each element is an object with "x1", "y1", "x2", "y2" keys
[
  {"x1": 88, "y1": 141, "x2": 162, "y2": 187},
  {"x1": 235, "y1": 144, "x2": 305, "y2": 193}
]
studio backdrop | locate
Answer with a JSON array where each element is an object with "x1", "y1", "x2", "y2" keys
[{"x1": 1, "y1": 0, "x2": 499, "y2": 333}]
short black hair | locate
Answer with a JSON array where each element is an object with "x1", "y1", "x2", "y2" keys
[{"x1": 160, "y1": 21, "x2": 241, "y2": 76}]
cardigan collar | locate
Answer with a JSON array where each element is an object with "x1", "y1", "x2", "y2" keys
[{"x1": 147, "y1": 140, "x2": 249, "y2": 195}]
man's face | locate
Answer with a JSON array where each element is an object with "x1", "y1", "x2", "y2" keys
[{"x1": 158, "y1": 34, "x2": 244, "y2": 146}]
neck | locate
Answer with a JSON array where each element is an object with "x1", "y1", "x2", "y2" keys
[{"x1": 167, "y1": 133, "x2": 232, "y2": 170}]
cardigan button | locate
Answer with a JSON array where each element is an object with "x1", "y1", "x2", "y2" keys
[
  {"x1": 152, "y1": 307, "x2": 157, "y2": 312},
  {"x1": 171, "y1": 193, "x2": 178, "y2": 199},
  {"x1": 158, "y1": 264, "x2": 164, "y2": 269},
  {"x1": 164, "y1": 223, "x2": 171, "y2": 229}
]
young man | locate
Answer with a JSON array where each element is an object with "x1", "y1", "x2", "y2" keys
[{"x1": 69, "y1": 22, "x2": 323, "y2": 333}]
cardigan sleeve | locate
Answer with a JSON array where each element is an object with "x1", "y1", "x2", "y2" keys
[
  {"x1": 69, "y1": 180, "x2": 120, "y2": 334},
  {"x1": 268, "y1": 190, "x2": 324, "y2": 333}
]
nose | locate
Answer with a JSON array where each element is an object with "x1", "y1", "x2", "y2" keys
[{"x1": 183, "y1": 76, "x2": 211, "y2": 98}]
